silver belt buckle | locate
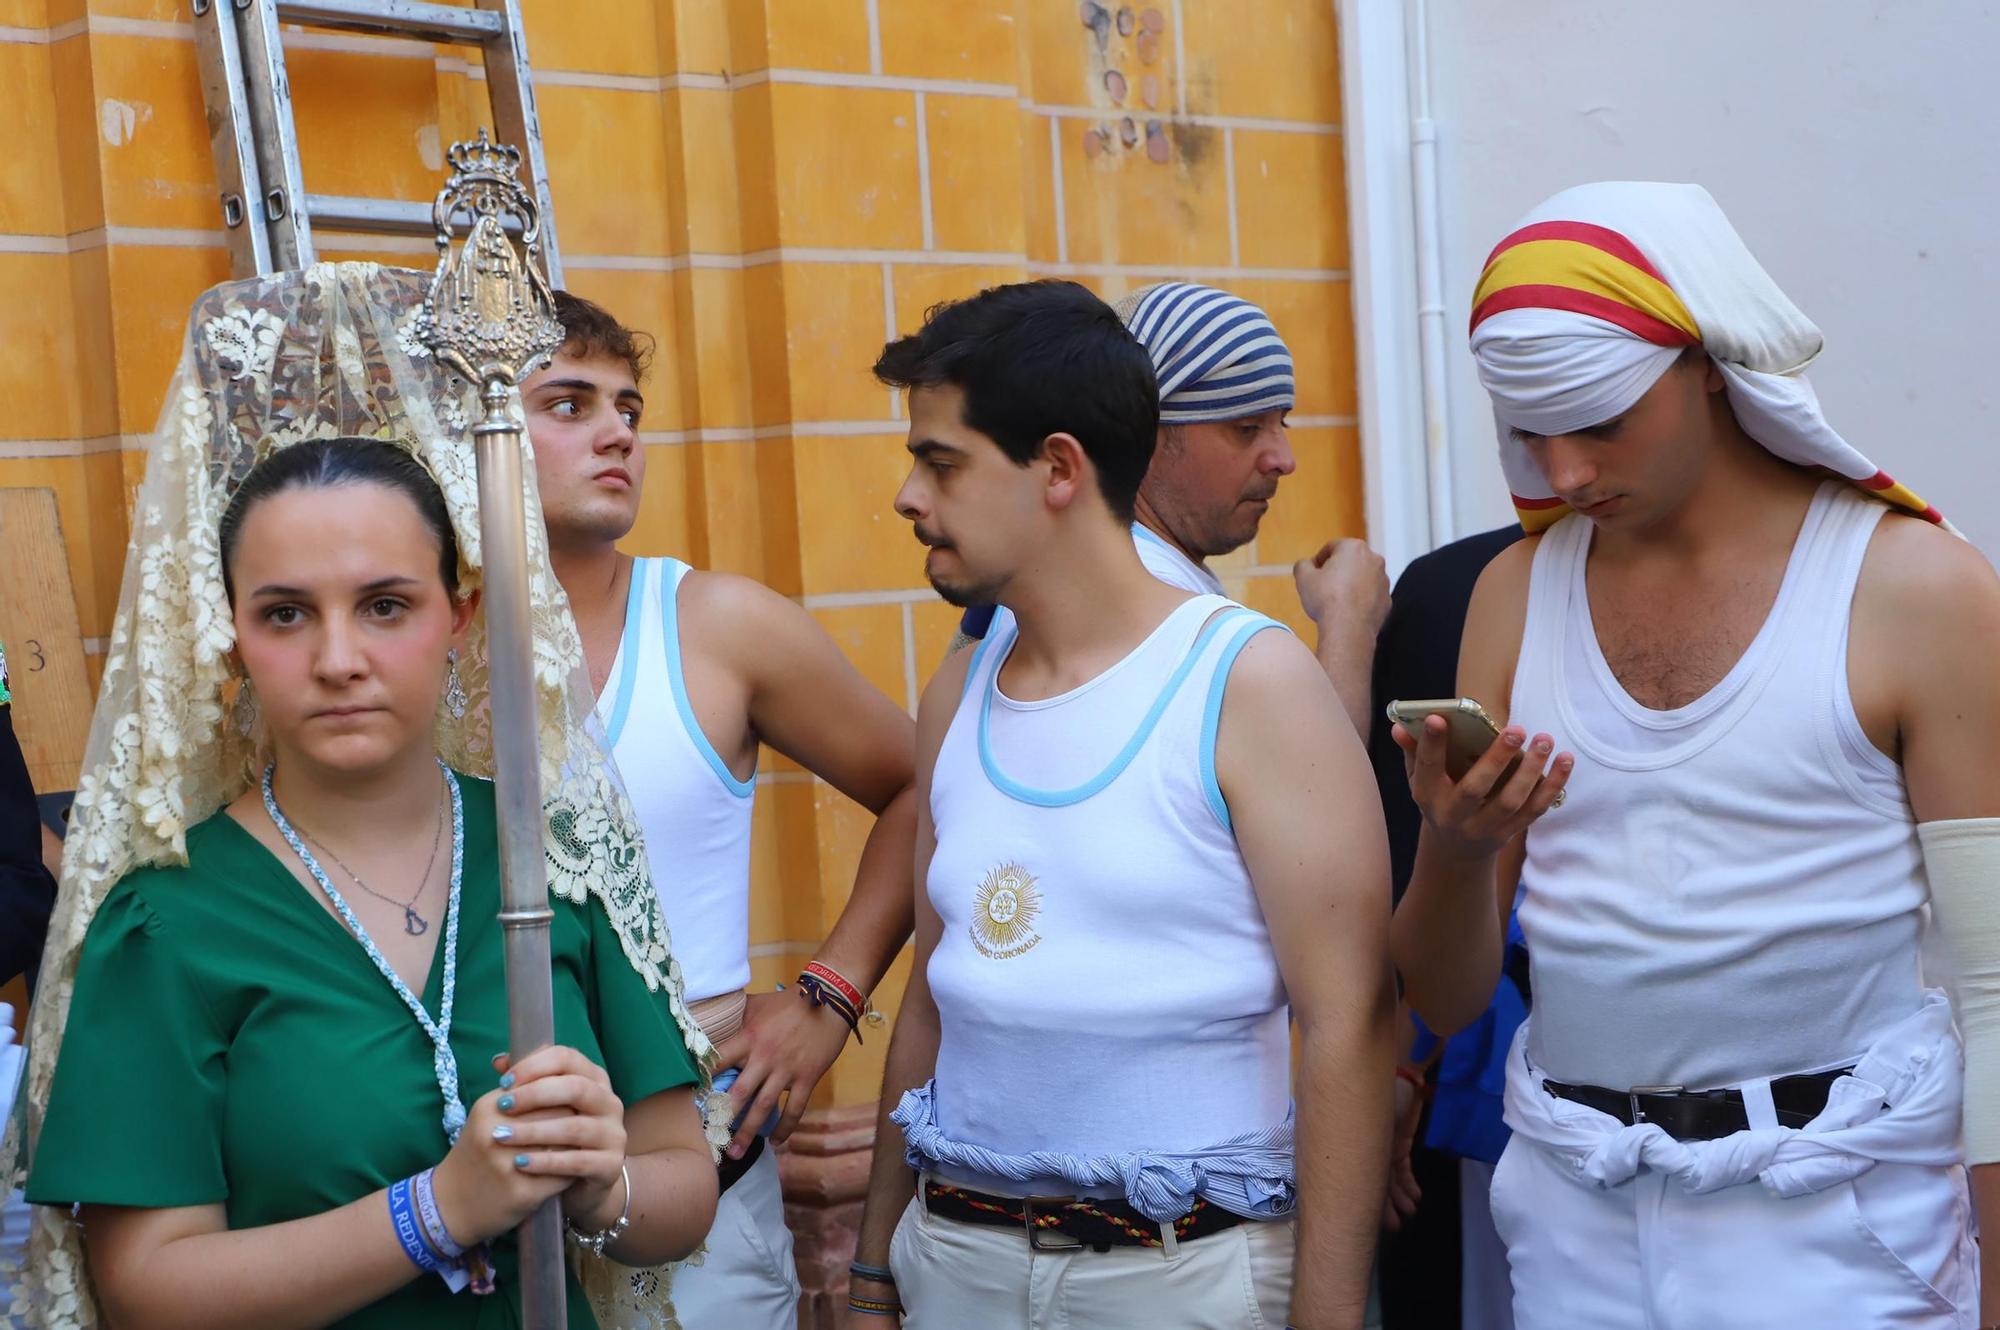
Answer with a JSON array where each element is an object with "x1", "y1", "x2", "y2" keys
[
  {"x1": 1023, "y1": 1195, "x2": 1084, "y2": 1252},
  {"x1": 1627, "y1": 1084, "x2": 1684, "y2": 1124}
]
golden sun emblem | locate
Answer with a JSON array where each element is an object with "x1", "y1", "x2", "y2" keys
[{"x1": 970, "y1": 861, "x2": 1044, "y2": 960}]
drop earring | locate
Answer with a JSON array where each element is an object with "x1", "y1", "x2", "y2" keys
[
  {"x1": 233, "y1": 678, "x2": 259, "y2": 737},
  {"x1": 444, "y1": 649, "x2": 467, "y2": 720}
]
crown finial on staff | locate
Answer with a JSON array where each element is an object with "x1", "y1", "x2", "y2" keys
[{"x1": 418, "y1": 129, "x2": 564, "y2": 401}]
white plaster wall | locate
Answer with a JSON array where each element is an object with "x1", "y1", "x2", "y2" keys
[{"x1": 1420, "y1": 1, "x2": 2000, "y2": 556}]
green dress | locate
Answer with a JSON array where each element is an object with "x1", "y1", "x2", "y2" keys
[{"x1": 26, "y1": 773, "x2": 700, "y2": 1328}]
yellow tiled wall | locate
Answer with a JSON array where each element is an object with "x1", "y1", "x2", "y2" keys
[{"x1": 0, "y1": 0, "x2": 1360, "y2": 1112}]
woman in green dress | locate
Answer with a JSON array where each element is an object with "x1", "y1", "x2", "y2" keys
[{"x1": 22, "y1": 434, "x2": 719, "y2": 1328}]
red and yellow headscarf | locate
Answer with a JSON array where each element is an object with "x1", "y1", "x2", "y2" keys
[{"x1": 1468, "y1": 183, "x2": 1943, "y2": 533}]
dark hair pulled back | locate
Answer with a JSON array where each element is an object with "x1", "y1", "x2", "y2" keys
[{"x1": 218, "y1": 437, "x2": 460, "y2": 605}]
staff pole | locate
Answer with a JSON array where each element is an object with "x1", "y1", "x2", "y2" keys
[{"x1": 420, "y1": 129, "x2": 568, "y2": 1330}]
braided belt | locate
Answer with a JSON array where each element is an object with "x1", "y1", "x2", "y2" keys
[{"x1": 922, "y1": 1180, "x2": 1247, "y2": 1252}]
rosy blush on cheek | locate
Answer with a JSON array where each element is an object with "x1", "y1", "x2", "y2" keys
[
  {"x1": 370, "y1": 624, "x2": 456, "y2": 713},
  {"x1": 233, "y1": 616, "x2": 316, "y2": 726}
]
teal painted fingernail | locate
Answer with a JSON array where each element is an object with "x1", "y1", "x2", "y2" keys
[
  {"x1": 498, "y1": 1072, "x2": 515, "y2": 1090},
  {"x1": 498, "y1": 1094, "x2": 515, "y2": 1112},
  {"x1": 514, "y1": 1153, "x2": 532, "y2": 1169},
  {"x1": 492, "y1": 1125, "x2": 514, "y2": 1142}
]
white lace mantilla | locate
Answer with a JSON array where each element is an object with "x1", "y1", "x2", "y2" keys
[{"x1": 2, "y1": 264, "x2": 725, "y2": 1329}]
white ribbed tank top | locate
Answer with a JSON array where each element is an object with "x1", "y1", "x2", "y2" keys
[
  {"x1": 926, "y1": 595, "x2": 1291, "y2": 1161},
  {"x1": 595, "y1": 557, "x2": 756, "y2": 1004},
  {"x1": 1512, "y1": 483, "x2": 1926, "y2": 1090}
]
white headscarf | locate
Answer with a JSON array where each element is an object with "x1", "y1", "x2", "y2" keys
[{"x1": 1468, "y1": 181, "x2": 1942, "y2": 531}]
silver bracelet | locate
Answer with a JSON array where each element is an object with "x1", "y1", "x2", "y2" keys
[{"x1": 566, "y1": 1162, "x2": 632, "y2": 1257}]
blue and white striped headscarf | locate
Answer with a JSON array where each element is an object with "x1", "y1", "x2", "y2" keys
[{"x1": 1119, "y1": 282, "x2": 1295, "y2": 425}]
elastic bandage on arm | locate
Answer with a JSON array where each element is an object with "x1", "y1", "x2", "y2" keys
[{"x1": 1919, "y1": 817, "x2": 2000, "y2": 1163}]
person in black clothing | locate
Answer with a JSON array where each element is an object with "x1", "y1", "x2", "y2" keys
[
  {"x1": 0, "y1": 646, "x2": 58, "y2": 990},
  {"x1": 1364, "y1": 526, "x2": 1522, "y2": 1330},
  {"x1": 1368, "y1": 527, "x2": 1524, "y2": 905}
]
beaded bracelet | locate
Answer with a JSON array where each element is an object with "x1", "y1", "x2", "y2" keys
[{"x1": 567, "y1": 1162, "x2": 633, "y2": 1257}]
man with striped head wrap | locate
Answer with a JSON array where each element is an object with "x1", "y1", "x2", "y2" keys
[
  {"x1": 1389, "y1": 182, "x2": 2000, "y2": 1327},
  {"x1": 957, "y1": 281, "x2": 1388, "y2": 734},
  {"x1": 1117, "y1": 279, "x2": 1299, "y2": 560}
]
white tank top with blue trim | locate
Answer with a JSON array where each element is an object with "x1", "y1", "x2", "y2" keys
[
  {"x1": 925, "y1": 594, "x2": 1292, "y2": 1168},
  {"x1": 595, "y1": 556, "x2": 756, "y2": 1004}
]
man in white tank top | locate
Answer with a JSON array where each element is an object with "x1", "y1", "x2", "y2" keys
[
  {"x1": 842, "y1": 280, "x2": 1394, "y2": 1330},
  {"x1": 1391, "y1": 183, "x2": 2000, "y2": 1327},
  {"x1": 523, "y1": 294, "x2": 921, "y2": 1330},
  {"x1": 954, "y1": 282, "x2": 1391, "y2": 738}
]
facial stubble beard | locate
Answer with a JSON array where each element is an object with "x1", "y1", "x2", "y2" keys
[
  {"x1": 1144, "y1": 469, "x2": 1265, "y2": 561},
  {"x1": 1171, "y1": 496, "x2": 1265, "y2": 560},
  {"x1": 926, "y1": 569, "x2": 1005, "y2": 610},
  {"x1": 545, "y1": 489, "x2": 638, "y2": 553}
]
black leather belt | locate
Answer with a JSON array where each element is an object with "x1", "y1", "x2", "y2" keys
[
  {"x1": 1542, "y1": 1066, "x2": 1854, "y2": 1141},
  {"x1": 922, "y1": 1180, "x2": 1247, "y2": 1252},
  {"x1": 718, "y1": 1133, "x2": 765, "y2": 1194}
]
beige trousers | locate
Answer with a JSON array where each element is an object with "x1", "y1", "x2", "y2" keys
[{"x1": 887, "y1": 1190, "x2": 1295, "y2": 1330}]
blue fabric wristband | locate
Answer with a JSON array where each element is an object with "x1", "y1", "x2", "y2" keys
[{"x1": 388, "y1": 1177, "x2": 447, "y2": 1274}]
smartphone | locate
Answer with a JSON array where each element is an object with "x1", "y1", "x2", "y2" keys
[{"x1": 1384, "y1": 697, "x2": 1522, "y2": 784}]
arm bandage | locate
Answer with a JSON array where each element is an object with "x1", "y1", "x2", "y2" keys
[{"x1": 1919, "y1": 817, "x2": 2000, "y2": 1163}]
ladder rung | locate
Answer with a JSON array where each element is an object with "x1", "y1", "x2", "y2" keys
[
  {"x1": 199, "y1": 0, "x2": 561, "y2": 283},
  {"x1": 307, "y1": 193, "x2": 524, "y2": 238},
  {"x1": 274, "y1": 0, "x2": 503, "y2": 44}
]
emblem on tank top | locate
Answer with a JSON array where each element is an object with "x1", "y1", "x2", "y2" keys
[{"x1": 970, "y1": 861, "x2": 1043, "y2": 960}]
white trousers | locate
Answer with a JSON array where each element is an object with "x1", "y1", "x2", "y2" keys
[
  {"x1": 888, "y1": 1192, "x2": 1295, "y2": 1330},
  {"x1": 671, "y1": 1146, "x2": 802, "y2": 1330},
  {"x1": 1489, "y1": 1133, "x2": 1977, "y2": 1328}
]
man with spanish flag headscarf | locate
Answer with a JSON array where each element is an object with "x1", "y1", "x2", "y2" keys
[{"x1": 1388, "y1": 181, "x2": 2000, "y2": 1327}]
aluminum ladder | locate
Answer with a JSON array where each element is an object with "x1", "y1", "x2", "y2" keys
[{"x1": 191, "y1": 0, "x2": 563, "y2": 283}]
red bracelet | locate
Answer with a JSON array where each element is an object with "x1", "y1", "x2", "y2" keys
[
  {"x1": 1395, "y1": 1064, "x2": 1435, "y2": 1099},
  {"x1": 802, "y1": 960, "x2": 866, "y2": 1013}
]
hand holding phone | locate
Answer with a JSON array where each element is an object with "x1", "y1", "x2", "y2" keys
[
  {"x1": 1386, "y1": 696, "x2": 1572, "y2": 856},
  {"x1": 1384, "y1": 698, "x2": 1521, "y2": 784}
]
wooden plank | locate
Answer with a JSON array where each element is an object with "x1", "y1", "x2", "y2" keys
[{"x1": 0, "y1": 488, "x2": 93, "y2": 794}]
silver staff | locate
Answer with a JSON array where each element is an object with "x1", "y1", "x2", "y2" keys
[{"x1": 419, "y1": 130, "x2": 568, "y2": 1330}]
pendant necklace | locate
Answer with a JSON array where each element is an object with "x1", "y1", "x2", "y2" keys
[
  {"x1": 296, "y1": 788, "x2": 445, "y2": 936},
  {"x1": 262, "y1": 760, "x2": 470, "y2": 1142}
]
